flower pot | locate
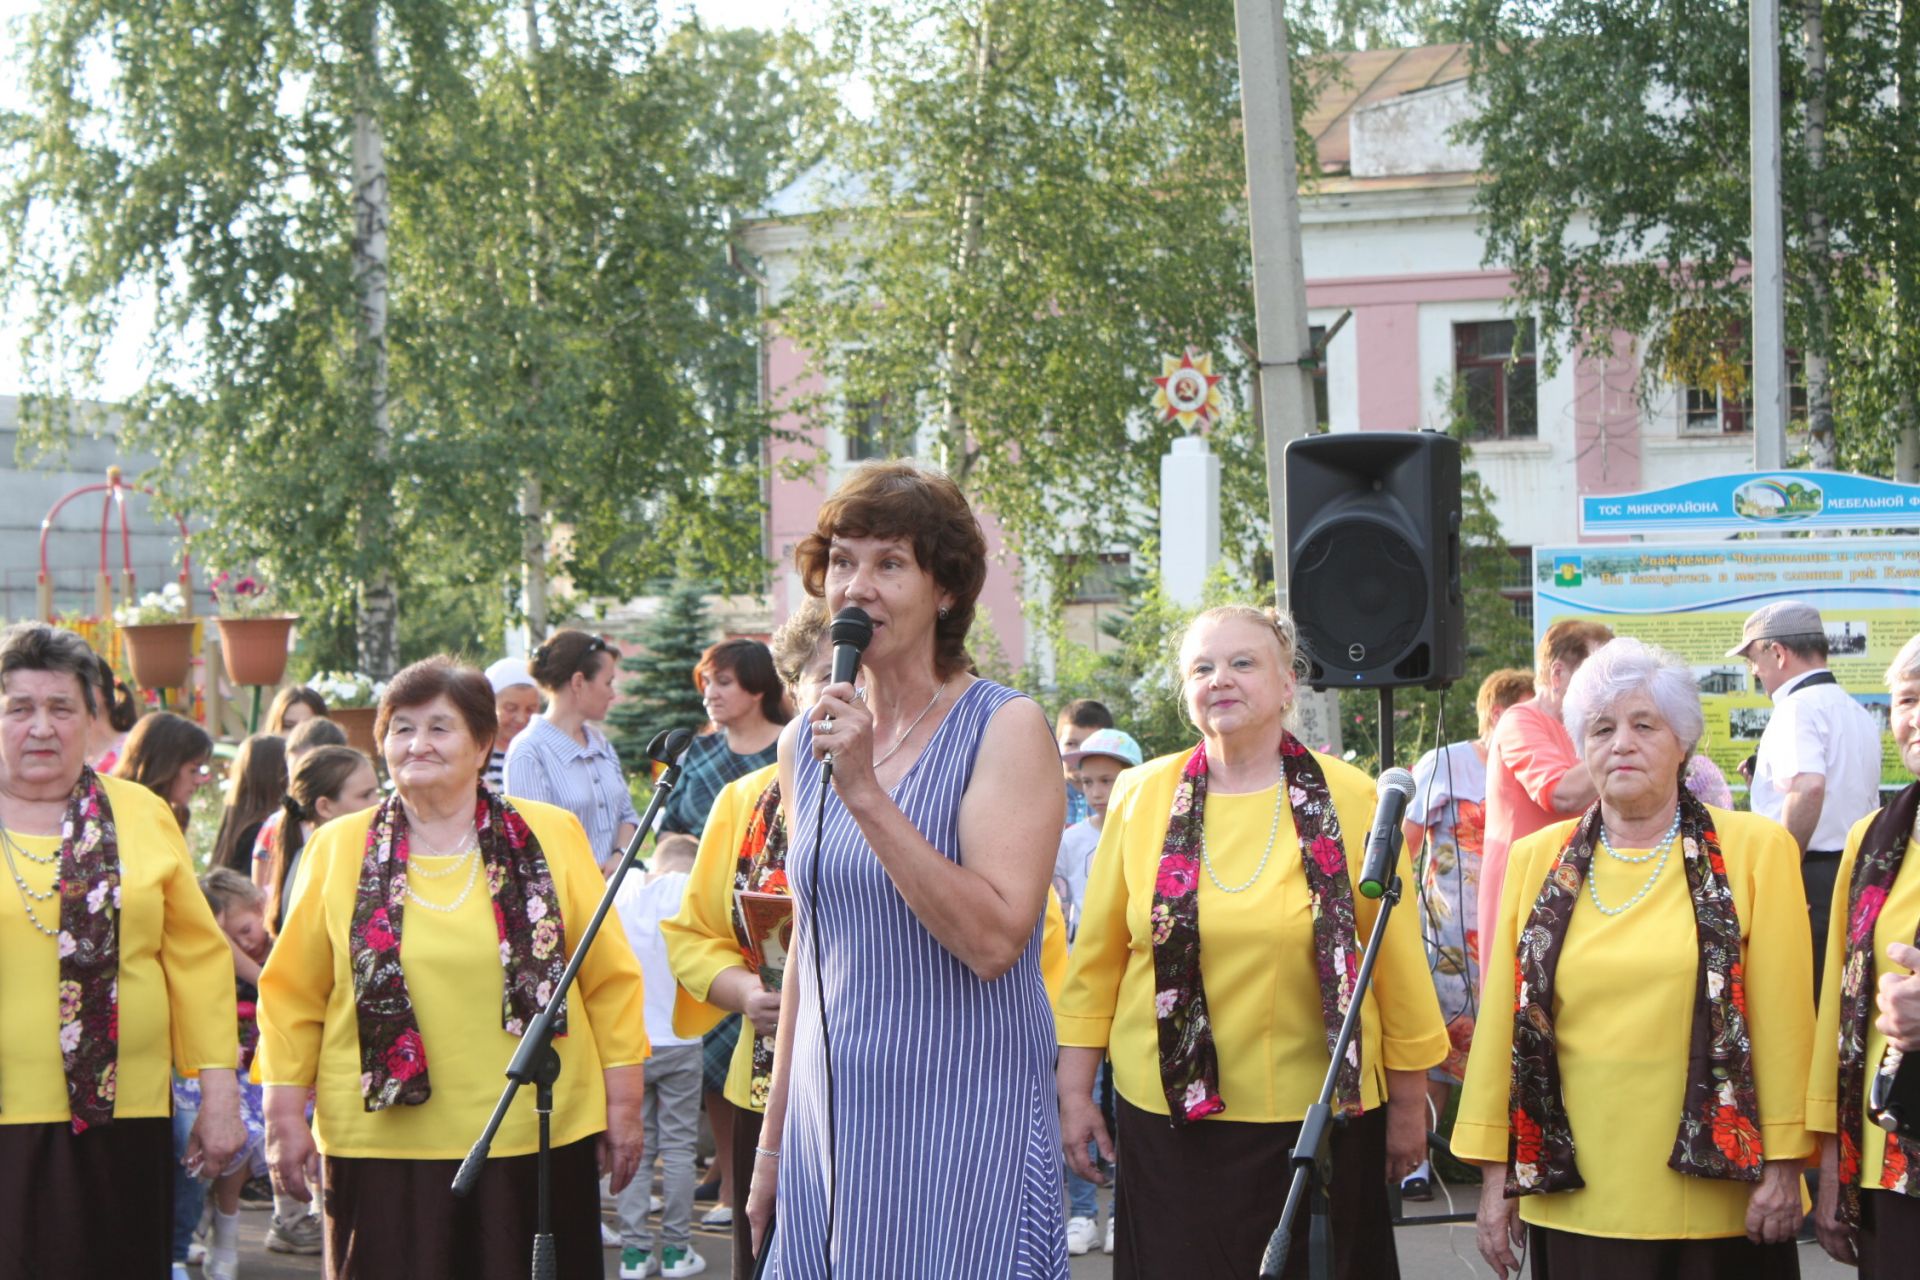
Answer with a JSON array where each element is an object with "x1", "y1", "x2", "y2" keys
[
  {"x1": 215, "y1": 615, "x2": 299, "y2": 687},
  {"x1": 120, "y1": 621, "x2": 197, "y2": 691},
  {"x1": 330, "y1": 706, "x2": 380, "y2": 756}
]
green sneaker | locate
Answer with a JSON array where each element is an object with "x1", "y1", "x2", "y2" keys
[{"x1": 619, "y1": 1245, "x2": 657, "y2": 1279}]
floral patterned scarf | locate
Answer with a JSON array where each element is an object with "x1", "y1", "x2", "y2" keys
[
  {"x1": 1151, "y1": 734, "x2": 1360, "y2": 1124},
  {"x1": 1834, "y1": 780, "x2": 1920, "y2": 1228},
  {"x1": 1506, "y1": 793, "x2": 1762, "y2": 1196},
  {"x1": 730, "y1": 779, "x2": 789, "y2": 1109},
  {"x1": 3, "y1": 767, "x2": 123, "y2": 1133},
  {"x1": 348, "y1": 785, "x2": 567, "y2": 1111}
]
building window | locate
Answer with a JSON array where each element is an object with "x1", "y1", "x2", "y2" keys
[
  {"x1": 1063, "y1": 553, "x2": 1130, "y2": 604},
  {"x1": 844, "y1": 395, "x2": 906, "y2": 462},
  {"x1": 1308, "y1": 324, "x2": 1330, "y2": 432},
  {"x1": 1681, "y1": 357, "x2": 1805, "y2": 436},
  {"x1": 1454, "y1": 320, "x2": 1537, "y2": 439}
]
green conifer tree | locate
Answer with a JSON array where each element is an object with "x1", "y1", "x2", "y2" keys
[{"x1": 609, "y1": 578, "x2": 716, "y2": 770}]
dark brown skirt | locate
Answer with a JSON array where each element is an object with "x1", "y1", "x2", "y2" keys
[
  {"x1": 323, "y1": 1135, "x2": 602, "y2": 1280},
  {"x1": 728, "y1": 1103, "x2": 765, "y2": 1280},
  {"x1": 1111, "y1": 1095, "x2": 1397, "y2": 1280},
  {"x1": 1527, "y1": 1224, "x2": 1799, "y2": 1280},
  {"x1": 0, "y1": 1116, "x2": 172, "y2": 1280},
  {"x1": 1859, "y1": 1188, "x2": 1920, "y2": 1280}
]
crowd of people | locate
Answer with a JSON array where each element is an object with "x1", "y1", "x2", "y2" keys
[{"x1": 4, "y1": 459, "x2": 1920, "y2": 1280}]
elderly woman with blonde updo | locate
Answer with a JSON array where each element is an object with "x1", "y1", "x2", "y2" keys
[
  {"x1": 1055, "y1": 604, "x2": 1446, "y2": 1279},
  {"x1": 1458, "y1": 637, "x2": 1813, "y2": 1279}
]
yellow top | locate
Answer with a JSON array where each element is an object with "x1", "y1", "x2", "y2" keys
[
  {"x1": 664, "y1": 764, "x2": 1071, "y2": 1112},
  {"x1": 256, "y1": 799, "x2": 648, "y2": 1159},
  {"x1": 1454, "y1": 808, "x2": 1814, "y2": 1240},
  {"x1": 1055, "y1": 749, "x2": 1447, "y2": 1122},
  {"x1": 1806, "y1": 818, "x2": 1920, "y2": 1187},
  {"x1": 1039, "y1": 888, "x2": 1067, "y2": 1005},
  {"x1": 0, "y1": 775, "x2": 239, "y2": 1124}
]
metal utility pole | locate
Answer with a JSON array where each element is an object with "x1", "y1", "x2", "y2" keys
[
  {"x1": 1235, "y1": 0, "x2": 1340, "y2": 754},
  {"x1": 1751, "y1": 0, "x2": 1790, "y2": 470},
  {"x1": 1235, "y1": 0, "x2": 1322, "y2": 608}
]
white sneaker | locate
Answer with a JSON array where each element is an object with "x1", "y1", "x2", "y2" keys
[
  {"x1": 603, "y1": 1221, "x2": 623, "y2": 1247},
  {"x1": 1104, "y1": 1216, "x2": 1116, "y2": 1254},
  {"x1": 660, "y1": 1244, "x2": 709, "y2": 1277},
  {"x1": 699, "y1": 1204, "x2": 732, "y2": 1228},
  {"x1": 185, "y1": 1242, "x2": 207, "y2": 1266},
  {"x1": 1065, "y1": 1215, "x2": 1098, "y2": 1255}
]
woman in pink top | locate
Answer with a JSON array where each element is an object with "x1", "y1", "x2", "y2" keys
[{"x1": 1476, "y1": 620, "x2": 1610, "y2": 976}]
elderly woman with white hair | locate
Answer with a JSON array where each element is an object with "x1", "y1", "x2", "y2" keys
[
  {"x1": 1806, "y1": 631, "x2": 1920, "y2": 1276},
  {"x1": 1456, "y1": 637, "x2": 1814, "y2": 1279}
]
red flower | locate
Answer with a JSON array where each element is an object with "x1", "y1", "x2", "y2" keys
[
  {"x1": 1729, "y1": 963, "x2": 1748, "y2": 1018},
  {"x1": 1280, "y1": 737, "x2": 1306, "y2": 757},
  {"x1": 1850, "y1": 885, "x2": 1888, "y2": 946},
  {"x1": 385, "y1": 1030, "x2": 427, "y2": 1082},
  {"x1": 1156, "y1": 855, "x2": 1198, "y2": 899},
  {"x1": 1710, "y1": 1104, "x2": 1762, "y2": 1169},
  {"x1": 1511, "y1": 1108, "x2": 1544, "y2": 1164},
  {"x1": 1310, "y1": 835, "x2": 1345, "y2": 878},
  {"x1": 1883, "y1": 1138, "x2": 1909, "y2": 1186},
  {"x1": 363, "y1": 908, "x2": 396, "y2": 953}
]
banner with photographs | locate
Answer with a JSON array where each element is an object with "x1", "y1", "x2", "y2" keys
[{"x1": 1532, "y1": 539, "x2": 1920, "y2": 791}]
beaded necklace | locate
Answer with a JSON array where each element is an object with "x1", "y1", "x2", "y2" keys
[{"x1": 1589, "y1": 807, "x2": 1682, "y2": 917}]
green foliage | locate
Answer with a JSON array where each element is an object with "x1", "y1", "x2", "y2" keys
[
  {"x1": 779, "y1": 0, "x2": 1334, "y2": 599},
  {"x1": 1046, "y1": 558, "x2": 1257, "y2": 762},
  {"x1": 1454, "y1": 0, "x2": 1920, "y2": 472},
  {"x1": 1, "y1": 3, "x2": 829, "y2": 657},
  {"x1": 608, "y1": 575, "x2": 716, "y2": 769}
]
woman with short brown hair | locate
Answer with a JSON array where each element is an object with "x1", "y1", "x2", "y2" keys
[
  {"x1": 0, "y1": 622, "x2": 243, "y2": 1276},
  {"x1": 258, "y1": 656, "x2": 648, "y2": 1279},
  {"x1": 747, "y1": 460, "x2": 1069, "y2": 1276}
]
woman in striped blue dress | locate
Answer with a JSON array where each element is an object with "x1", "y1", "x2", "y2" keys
[{"x1": 746, "y1": 461, "x2": 1069, "y2": 1279}]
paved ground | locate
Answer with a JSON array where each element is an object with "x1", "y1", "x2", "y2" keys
[{"x1": 220, "y1": 1183, "x2": 1855, "y2": 1278}]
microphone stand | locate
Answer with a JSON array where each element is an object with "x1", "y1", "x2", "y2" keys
[
  {"x1": 1259, "y1": 859, "x2": 1404, "y2": 1280},
  {"x1": 451, "y1": 727, "x2": 694, "y2": 1280}
]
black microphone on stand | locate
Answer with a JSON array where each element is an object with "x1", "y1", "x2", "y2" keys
[
  {"x1": 821, "y1": 607, "x2": 872, "y2": 782},
  {"x1": 1872, "y1": 1045, "x2": 1920, "y2": 1138},
  {"x1": 451, "y1": 727, "x2": 694, "y2": 1280},
  {"x1": 1358, "y1": 768, "x2": 1416, "y2": 900}
]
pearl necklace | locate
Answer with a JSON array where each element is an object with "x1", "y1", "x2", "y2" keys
[
  {"x1": 1201, "y1": 780, "x2": 1287, "y2": 894},
  {"x1": 2, "y1": 828, "x2": 60, "y2": 938},
  {"x1": 1589, "y1": 809, "x2": 1682, "y2": 917},
  {"x1": 404, "y1": 850, "x2": 480, "y2": 913}
]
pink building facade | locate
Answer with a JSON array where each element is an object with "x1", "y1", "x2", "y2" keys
[{"x1": 746, "y1": 45, "x2": 1754, "y2": 660}]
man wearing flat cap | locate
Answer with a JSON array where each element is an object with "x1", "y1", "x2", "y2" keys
[{"x1": 1728, "y1": 600, "x2": 1881, "y2": 995}]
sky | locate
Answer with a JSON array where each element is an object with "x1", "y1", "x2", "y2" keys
[{"x1": 0, "y1": 0, "x2": 821, "y2": 400}]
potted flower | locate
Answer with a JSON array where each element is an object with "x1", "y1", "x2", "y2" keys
[
  {"x1": 310, "y1": 670, "x2": 387, "y2": 754},
  {"x1": 210, "y1": 572, "x2": 299, "y2": 687},
  {"x1": 113, "y1": 583, "x2": 196, "y2": 690}
]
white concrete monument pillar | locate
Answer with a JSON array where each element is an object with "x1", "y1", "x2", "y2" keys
[{"x1": 1160, "y1": 435, "x2": 1221, "y2": 608}]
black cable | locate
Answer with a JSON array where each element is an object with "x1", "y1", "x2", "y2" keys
[{"x1": 809, "y1": 749, "x2": 836, "y2": 1279}]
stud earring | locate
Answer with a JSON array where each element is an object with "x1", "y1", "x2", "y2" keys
[{"x1": 938, "y1": 606, "x2": 950, "y2": 620}]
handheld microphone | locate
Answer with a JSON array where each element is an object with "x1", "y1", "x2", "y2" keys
[
  {"x1": 822, "y1": 608, "x2": 873, "y2": 781},
  {"x1": 1358, "y1": 768, "x2": 1416, "y2": 899},
  {"x1": 828, "y1": 606, "x2": 872, "y2": 688}
]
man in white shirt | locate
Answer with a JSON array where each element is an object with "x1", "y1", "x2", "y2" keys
[{"x1": 1728, "y1": 600, "x2": 1884, "y2": 997}]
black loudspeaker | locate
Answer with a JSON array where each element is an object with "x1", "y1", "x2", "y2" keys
[{"x1": 1284, "y1": 431, "x2": 1465, "y2": 690}]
